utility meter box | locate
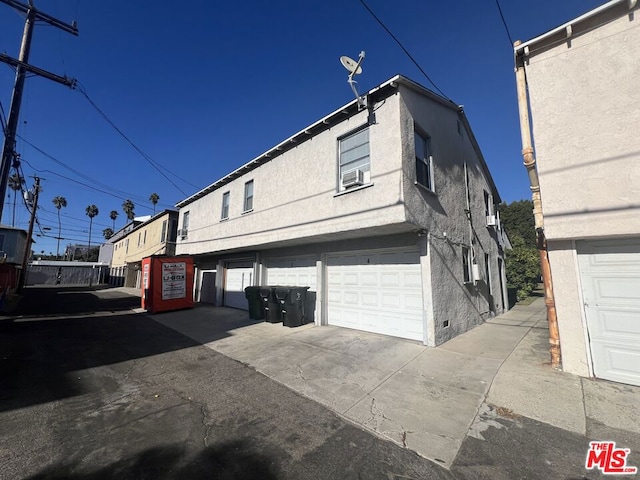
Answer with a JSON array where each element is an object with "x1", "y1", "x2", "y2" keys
[{"x1": 141, "y1": 256, "x2": 194, "y2": 313}]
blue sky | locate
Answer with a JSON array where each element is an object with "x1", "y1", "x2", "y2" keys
[{"x1": 0, "y1": 0, "x2": 603, "y2": 256}]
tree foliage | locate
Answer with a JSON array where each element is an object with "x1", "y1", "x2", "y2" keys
[
  {"x1": 102, "y1": 227, "x2": 114, "y2": 240},
  {"x1": 122, "y1": 199, "x2": 135, "y2": 221},
  {"x1": 500, "y1": 199, "x2": 541, "y2": 301},
  {"x1": 109, "y1": 210, "x2": 119, "y2": 229},
  {"x1": 499, "y1": 199, "x2": 536, "y2": 248},
  {"x1": 149, "y1": 193, "x2": 160, "y2": 214}
]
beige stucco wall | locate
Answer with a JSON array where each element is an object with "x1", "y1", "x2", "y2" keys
[
  {"x1": 525, "y1": 5, "x2": 640, "y2": 241},
  {"x1": 175, "y1": 94, "x2": 408, "y2": 256}
]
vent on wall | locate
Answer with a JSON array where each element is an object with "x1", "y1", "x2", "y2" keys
[
  {"x1": 486, "y1": 215, "x2": 497, "y2": 227},
  {"x1": 342, "y1": 169, "x2": 365, "y2": 188},
  {"x1": 178, "y1": 228, "x2": 188, "y2": 239}
]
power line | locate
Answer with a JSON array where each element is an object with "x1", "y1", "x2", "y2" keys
[
  {"x1": 75, "y1": 82, "x2": 197, "y2": 196},
  {"x1": 357, "y1": 0, "x2": 451, "y2": 101},
  {"x1": 17, "y1": 135, "x2": 173, "y2": 209},
  {"x1": 20, "y1": 157, "x2": 160, "y2": 212},
  {"x1": 495, "y1": 0, "x2": 514, "y2": 46}
]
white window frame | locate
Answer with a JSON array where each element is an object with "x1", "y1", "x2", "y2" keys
[
  {"x1": 221, "y1": 191, "x2": 230, "y2": 220},
  {"x1": 243, "y1": 180, "x2": 254, "y2": 213},
  {"x1": 414, "y1": 129, "x2": 434, "y2": 192},
  {"x1": 338, "y1": 126, "x2": 371, "y2": 191},
  {"x1": 161, "y1": 220, "x2": 167, "y2": 243}
]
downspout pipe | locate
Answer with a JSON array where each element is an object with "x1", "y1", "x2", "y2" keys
[{"x1": 513, "y1": 40, "x2": 561, "y2": 369}]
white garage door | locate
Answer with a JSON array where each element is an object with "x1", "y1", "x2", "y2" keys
[
  {"x1": 224, "y1": 261, "x2": 254, "y2": 310},
  {"x1": 578, "y1": 238, "x2": 640, "y2": 386},
  {"x1": 265, "y1": 257, "x2": 317, "y2": 322},
  {"x1": 326, "y1": 250, "x2": 424, "y2": 341},
  {"x1": 265, "y1": 257, "x2": 317, "y2": 290}
]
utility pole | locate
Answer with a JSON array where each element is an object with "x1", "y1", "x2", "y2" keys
[
  {"x1": 0, "y1": 0, "x2": 78, "y2": 222},
  {"x1": 17, "y1": 175, "x2": 39, "y2": 293}
]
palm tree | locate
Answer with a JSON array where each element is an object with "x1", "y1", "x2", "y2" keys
[
  {"x1": 122, "y1": 199, "x2": 135, "y2": 221},
  {"x1": 109, "y1": 210, "x2": 119, "y2": 230},
  {"x1": 85, "y1": 205, "x2": 99, "y2": 261},
  {"x1": 102, "y1": 227, "x2": 114, "y2": 240},
  {"x1": 52, "y1": 196, "x2": 68, "y2": 259},
  {"x1": 149, "y1": 192, "x2": 160, "y2": 215},
  {"x1": 8, "y1": 173, "x2": 25, "y2": 227}
]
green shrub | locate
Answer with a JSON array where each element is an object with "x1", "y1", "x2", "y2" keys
[{"x1": 506, "y1": 235, "x2": 541, "y2": 301}]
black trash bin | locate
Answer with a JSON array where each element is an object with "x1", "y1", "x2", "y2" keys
[
  {"x1": 244, "y1": 286, "x2": 265, "y2": 320},
  {"x1": 259, "y1": 287, "x2": 282, "y2": 323},
  {"x1": 275, "y1": 286, "x2": 310, "y2": 327}
]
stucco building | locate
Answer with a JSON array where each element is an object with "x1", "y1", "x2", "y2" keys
[
  {"x1": 175, "y1": 75, "x2": 509, "y2": 346},
  {"x1": 516, "y1": 0, "x2": 640, "y2": 385}
]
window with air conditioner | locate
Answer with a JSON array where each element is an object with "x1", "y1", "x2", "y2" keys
[
  {"x1": 484, "y1": 191, "x2": 496, "y2": 227},
  {"x1": 338, "y1": 127, "x2": 370, "y2": 191},
  {"x1": 415, "y1": 130, "x2": 434, "y2": 192}
]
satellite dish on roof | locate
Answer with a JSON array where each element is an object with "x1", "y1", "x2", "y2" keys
[
  {"x1": 340, "y1": 55, "x2": 363, "y2": 75},
  {"x1": 340, "y1": 51, "x2": 366, "y2": 110}
]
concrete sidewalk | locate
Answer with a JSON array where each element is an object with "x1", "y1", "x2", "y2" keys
[{"x1": 151, "y1": 297, "x2": 640, "y2": 469}]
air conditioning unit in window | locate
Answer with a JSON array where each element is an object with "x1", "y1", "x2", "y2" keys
[
  {"x1": 486, "y1": 214, "x2": 497, "y2": 227},
  {"x1": 342, "y1": 169, "x2": 365, "y2": 188},
  {"x1": 178, "y1": 228, "x2": 188, "y2": 239}
]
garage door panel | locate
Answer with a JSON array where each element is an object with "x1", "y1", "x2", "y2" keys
[
  {"x1": 327, "y1": 250, "x2": 424, "y2": 342},
  {"x1": 588, "y1": 307, "x2": 640, "y2": 338},
  {"x1": 578, "y1": 238, "x2": 640, "y2": 386},
  {"x1": 591, "y1": 343, "x2": 640, "y2": 385},
  {"x1": 224, "y1": 265, "x2": 253, "y2": 310}
]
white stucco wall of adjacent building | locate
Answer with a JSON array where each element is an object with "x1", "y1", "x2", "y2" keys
[
  {"x1": 525, "y1": 4, "x2": 640, "y2": 241},
  {"x1": 523, "y1": 1, "x2": 640, "y2": 378}
]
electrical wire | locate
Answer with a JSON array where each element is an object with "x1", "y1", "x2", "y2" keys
[
  {"x1": 20, "y1": 157, "x2": 158, "y2": 212},
  {"x1": 17, "y1": 135, "x2": 173, "y2": 210},
  {"x1": 75, "y1": 82, "x2": 197, "y2": 196},
  {"x1": 495, "y1": 0, "x2": 514, "y2": 47},
  {"x1": 357, "y1": 0, "x2": 451, "y2": 101}
]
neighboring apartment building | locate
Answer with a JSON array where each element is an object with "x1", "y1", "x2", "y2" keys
[
  {"x1": 174, "y1": 74, "x2": 509, "y2": 347},
  {"x1": 110, "y1": 210, "x2": 178, "y2": 288},
  {"x1": 0, "y1": 225, "x2": 28, "y2": 264},
  {"x1": 515, "y1": 0, "x2": 640, "y2": 385}
]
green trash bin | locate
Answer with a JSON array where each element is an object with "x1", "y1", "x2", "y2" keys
[
  {"x1": 244, "y1": 286, "x2": 265, "y2": 320},
  {"x1": 275, "y1": 286, "x2": 310, "y2": 327}
]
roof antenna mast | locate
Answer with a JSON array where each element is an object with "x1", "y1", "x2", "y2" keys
[{"x1": 340, "y1": 51, "x2": 366, "y2": 110}]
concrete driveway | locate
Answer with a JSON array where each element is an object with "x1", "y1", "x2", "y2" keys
[{"x1": 152, "y1": 302, "x2": 542, "y2": 468}]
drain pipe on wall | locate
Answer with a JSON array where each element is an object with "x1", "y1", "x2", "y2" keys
[{"x1": 514, "y1": 40, "x2": 561, "y2": 369}]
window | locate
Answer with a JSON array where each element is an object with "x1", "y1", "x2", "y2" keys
[
  {"x1": 484, "y1": 191, "x2": 493, "y2": 217},
  {"x1": 339, "y1": 127, "x2": 370, "y2": 189},
  {"x1": 182, "y1": 211, "x2": 190, "y2": 235},
  {"x1": 462, "y1": 246, "x2": 471, "y2": 283},
  {"x1": 137, "y1": 232, "x2": 141, "y2": 247},
  {"x1": 0, "y1": 234, "x2": 4, "y2": 252},
  {"x1": 161, "y1": 220, "x2": 167, "y2": 243},
  {"x1": 221, "y1": 191, "x2": 230, "y2": 219},
  {"x1": 415, "y1": 130, "x2": 434, "y2": 191},
  {"x1": 125, "y1": 239, "x2": 129, "y2": 253},
  {"x1": 243, "y1": 181, "x2": 253, "y2": 212},
  {"x1": 143, "y1": 230, "x2": 147, "y2": 246}
]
